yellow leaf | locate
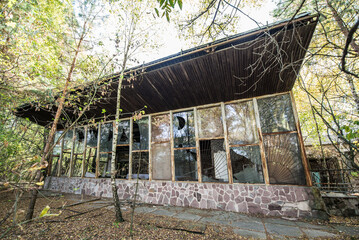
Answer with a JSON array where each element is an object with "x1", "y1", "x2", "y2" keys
[
  {"x1": 39, "y1": 206, "x2": 50, "y2": 218},
  {"x1": 4, "y1": 182, "x2": 9, "y2": 187},
  {"x1": 36, "y1": 181, "x2": 44, "y2": 186}
]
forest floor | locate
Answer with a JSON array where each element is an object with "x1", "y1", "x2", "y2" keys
[{"x1": 1, "y1": 188, "x2": 359, "y2": 239}]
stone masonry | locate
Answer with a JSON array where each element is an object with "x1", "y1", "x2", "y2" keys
[{"x1": 45, "y1": 177, "x2": 327, "y2": 219}]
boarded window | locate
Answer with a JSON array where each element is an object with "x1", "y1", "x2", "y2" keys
[
  {"x1": 197, "y1": 106, "x2": 223, "y2": 138},
  {"x1": 257, "y1": 94, "x2": 296, "y2": 133},
  {"x1": 99, "y1": 153, "x2": 111, "y2": 178},
  {"x1": 264, "y1": 133, "x2": 306, "y2": 185},
  {"x1": 151, "y1": 142, "x2": 171, "y2": 180},
  {"x1": 174, "y1": 149, "x2": 198, "y2": 181},
  {"x1": 132, "y1": 152, "x2": 149, "y2": 179},
  {"x1": 117, "y1": 120, "x2": 130, "y2": 144},
  {"x1": 231, "y1": 146, "x2": 264, "y2": 183},
  {"x1": 84, "y1": 147, "x2": 97, "y2": 178},
  {"x1": 173, "y1": 111, "x2": 195, "y2": 148},
  {"x1": 133, "y1": 117, "x2": 149, "y2": 150},
  {"x1": 86, "y1": 126, "x2": 98, "y2": 147},
  {"x1": 200, "y1": 139, "x2": 228, "y2": 182},
  {"x1": 116, "y1": 146, "x2": 129, "y2": 179},
  {"x1": 100, "y1": 123, "x2": 113, "y2": 152},
  {"x1": 225, "y1": 101, "x2": 258, "y2": 145},
  {"x1": 72, "y1": 128, "x2": 85, "y2": 177},
  {"x1": 151, "y1": 114, "x2": 170, "y2": 142}
]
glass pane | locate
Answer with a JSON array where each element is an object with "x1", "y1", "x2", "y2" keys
[
  {"x1": 151, "y1": 114, "x2": 170, "y2": 142},
  {"x1": 100, "y1": 123, "x2": 113, "y2": 152},
  {"x1": 60, "y1": 153, "x2": 71, "y2": 176},
  {"x1": 133, "y1": 117, "x2": 149, "y2": 150},
  {"x1": 151, "y1": 142, "x2": 171, "y2": 180},
  {"x1": 225, "y1": 101, "x2": 258, "y2": 145},
  {"x1": 257, "y1": 94, "x2": 296, "y2": 133},
  {"x1": 264, "y1": 133, "x2": 306, "y2": 185},
  {"x1": 174, "y1": 149, "x2": 198, "y2": 181},
  {"x1": 132, "y1": 152, "x2": 149, "y2": 179},
  {"x1": 72, "y1": 153, "x2": 83, "y2": 177},
  {"x1": 99, "y1": 153, "x2": 111, "y2": 178},
  {"x1": 74, "y1": 128, "x2": 85, "y2": 154},
  {"x1": 200, "y1": 139, "x2": 228, "y2": 183},
  {"x1": 63, "y1": 130, "x2": 73, "y2": 151},
  {"x1": 117, "y1": 120, "x2": 130, "y2": 144},
  {"x1": 197, "y1": 106, "x2": 223, "y2": 138},
  {"x1": 173, "y1": 111, "x2": 195, "y2": 148},
  {"x1": 87, "y1": 126, "x2": 98, "y2": 147},
  {"x1": 51, "y1": 156, "x2": 59, "y2": 176},
  {"x1": 116, "y1": 146, "x2": 129, "y2": 179},
  {"x1": 231, "y1": 146, "x2": 264, "y2": 183},
  {"x1": 53, "y1": 131, "x2": 63, "y2": 155},
  {"x1": 84, "y1": 147, "x2": 97, "y2": 178}
]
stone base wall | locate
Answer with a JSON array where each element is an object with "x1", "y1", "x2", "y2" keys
[{"x1": 45, "y1": 177, "x2": 327, "y2": 219}]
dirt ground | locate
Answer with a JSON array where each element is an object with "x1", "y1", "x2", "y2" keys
[
  {"x1": 1, "y1": 188, "x2": 358, "y2": 240},
  {"x1": 0, "y1": 189, "x2": 249, "y2": 240}
]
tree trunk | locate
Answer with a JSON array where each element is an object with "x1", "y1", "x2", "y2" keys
[{"x1": 25, "y1": 34, "x2": 84, "y2": 221}]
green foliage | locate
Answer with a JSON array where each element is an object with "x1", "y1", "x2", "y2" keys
[{"x1": 155, "y1": 0, "x2": 182, "y2": 22}]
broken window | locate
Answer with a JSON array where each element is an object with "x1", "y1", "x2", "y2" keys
[
  {"x1": 230, "y1": 146, "x2": 264, "y2": 183},
  {"x1": 84, "y1": 126, "x2": 98, "y2": 178},
  {"x1": 174, "y1": 149, "x2": 198, "y2": 181},
  {"x1": 264, "y1": 133, "x2": 306, "y2": 185},
  {"x1": 225, "y1": 101, "x2": 258, "y2": 145},
  {"x1": 61, "y1": 130, "x2": 73, "y2": 176},
  {"x1": 100, "y1": 123, "x2": 113, "y2": 153},
  {"x1": 151, "y1": 114, "x2": 171, "y2": 180},
  {"x1": 99, "y1": 153, "x2": 111, "y2": 178},
  {"x1": 132, "y1": 152, "x2": 149, "y2": 179},
  {"x1": 200, "y1": 139, "x2": 228, "y2": 182},
  {"x1": 116, "y1": 146, "x2": 129, "y2": 179},
  {"x1": 257, "y1": 94, "x2": 296, "y2": 133},
  {"x1": 133, "y1": 117, "x2": 149, "y2": 150},
  {"x1": 197, "y1": 106, "x2": 223, "y2": 138},
  {"x1": 117, "y1": 120, "x2": 130, "y2": 145},
  {"x1": 173, "y1": 111, "x2": 195, "y2": 148},
  {"x1": 72, "y1": 127, "x2": 85, "y2": 177},
  {"x1": 151, "y1": 142, "x2": 171, "y2": 180},
  {"x1": 51, "y1": 131, "x2": 63, "y2": 176}
]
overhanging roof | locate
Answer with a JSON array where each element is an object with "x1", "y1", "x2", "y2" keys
[{"x1": 16, "y1": 14, "x2": 318, "y2": 128}]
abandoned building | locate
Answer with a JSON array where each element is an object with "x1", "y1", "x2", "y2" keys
[{"x1": 16, "y1": 14, "x2": 328, "y2": 219}]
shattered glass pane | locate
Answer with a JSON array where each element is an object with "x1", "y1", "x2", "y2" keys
[
  {"x1": 225, "y1": 101, "x2": 258, "y2": 145},
  {"x1": 117, "y1": 120, "x2": 130, "y2": 145},
  {"x1": 200, "y1": 139, "x2": 228, "y2": 183},
  {"x1": 231, "y1": 146, "x2": 264, "y2": 183},
  {"x1": 264, "y1": 133, "x2": 306, "y2": 185},
  {"x1": 116, "y1": 146, "x2": 129, "y2": 179},
  {"x1": 173, "y1": 111, "x2": 195, "y2": 148},
  {"x1": 151, "y1": 142, "x2": 171, "y2": 180},
  {"x1": 132, "y1": 152, "x2": 149, "y2": 179},
  {"x1": 51, "y1": 156, "x2": 59, "y2": 176},
  {"x1": 133, "y1": 117, "x2": 149, "y2": 150},
  {"x1": 257, "y1": 94, "x2": 296, "y2": 133},
  {"x1": 197, "y1": 106, "x2": 223, "y2": 138},
  {"x1": 100, "y1": 123, "x2": 113, "y2": 152},
  {"x1": 60, "y1": 152, "x2": 71, "y2": 176},
  {"x1": 151, "y1": 114, "x2": 170, "y2": 142},
  {"x1": 99, "y1": 153, "x2": 111, "y2": 178},
  {"x1": 63, "y1": 130, "x2": 73, "y2": 151},
  {"x1": 86, "y1": 126, "x2": 98, "y2": 147},
  {"x1": 53, "y1": 131, "x2": 63, "y2": 155},
  {"x1": 83, "y1": 147, "x2": 97, "y2": 178},
  {"x1": 74, "y1": 128, "x2": 85, "y2": 153},
  {"x1": 174, "y1": 149, "x2": 198, "y2": 181}
]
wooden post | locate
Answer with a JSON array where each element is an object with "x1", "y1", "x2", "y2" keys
[
  {"x1": 82, "y1": 126, "x2": 88, "y2": 178},
  {"x1": 170, "y1": 111, "x2": 175, "y2": 182},
  {"x1": 149, "y1": 116, "x2": 152, "y2": 181},
  {"x1": 96, "y1": 123, "x2": 101, "y2": 178},
  {"x1": 194, "y1": 107, "x2": 201, "y2": 182},
  {"x1": 253, "y1": 98, "x2": 270, "y2": 185},
  {"x1": 129, "y1": 118, "x2": 133, "y2": 180},
  {"x1": 69, "y1": 128, "x2": 76, "y2": 177},
  {"x1": 290, "y1": 91, "x2": 312, "y2": 186},
  {"x1": 221, "y1": 102, "x2": 233, "y2": 184},
  {"x1": 57, "y1": 136, "x2": 64, "y2": 177}
]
